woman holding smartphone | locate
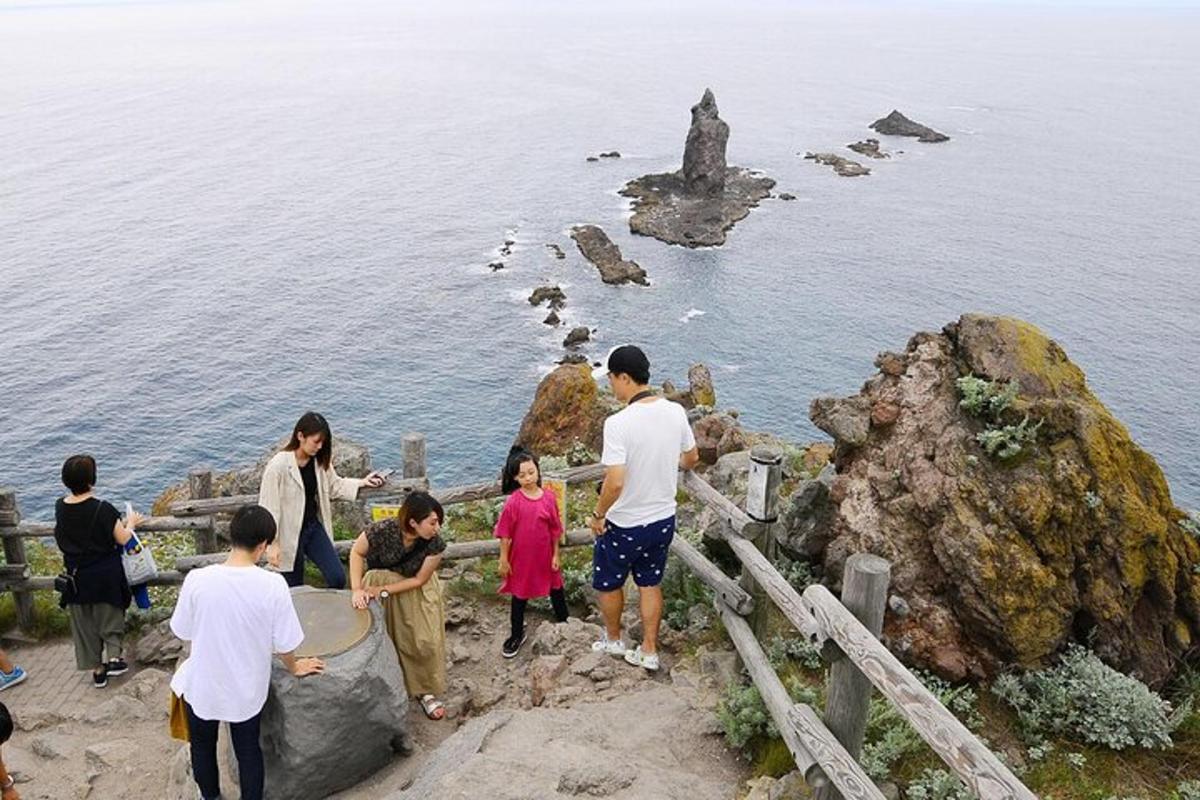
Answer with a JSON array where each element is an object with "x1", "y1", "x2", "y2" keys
[{"x1": 257, "y1": 412, "x2": 387, "y2": 588}]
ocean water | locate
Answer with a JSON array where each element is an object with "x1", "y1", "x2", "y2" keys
[{"x1": 2, "y1": 0, "x2": 1199, "y2": 519}]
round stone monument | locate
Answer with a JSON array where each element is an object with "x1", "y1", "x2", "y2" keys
[{"x1": 258, "y1": 586, "x2": 410, "y2": 799}]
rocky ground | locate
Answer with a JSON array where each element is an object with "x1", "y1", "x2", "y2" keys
[{"x1": 3, "y1": 586, "x2": 752, "y2": 800}]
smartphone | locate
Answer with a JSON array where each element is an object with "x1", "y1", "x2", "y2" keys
[{"x1": 375, "y1": 468, "x2": 396, "y2": 481}]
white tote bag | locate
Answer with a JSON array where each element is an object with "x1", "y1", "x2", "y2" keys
[{"x1": 121, "y1": 503, "x2": 158, "y2": 585}]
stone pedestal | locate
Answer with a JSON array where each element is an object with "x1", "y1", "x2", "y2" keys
[{"x1": 260, "y1": 587, "x2": 410, "y2": 799}]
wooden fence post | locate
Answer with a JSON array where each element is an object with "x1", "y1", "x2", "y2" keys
[
  {"x1": 402, "y1": 433, "x2": 427, "y2": 480},
  {"x1": 743, "y1": 444, "x2": 783, "y2": 637},
  {"x1": 814, "y1": 554, "x2": 891, "y2": 800},
  {"x1": 0, "y1": 487, "x2": 35, "y2": 631},
  {"x1": 188, "y1": 469, "x2": 218, "y2": 554}
]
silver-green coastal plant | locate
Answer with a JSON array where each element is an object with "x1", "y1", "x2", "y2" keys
[
  {"x1": 991, "y1": 644, "x2": 1176, "y2": 750},
  {"x1": 905, "y1": 769, "x2": 974, "y2": 800},
  {"x1": 956, "y1": 375, "x2": 1017, "y2": 420},
  {"x1": 975, "y1": 416, "x2": 1043, "y2": 460}
]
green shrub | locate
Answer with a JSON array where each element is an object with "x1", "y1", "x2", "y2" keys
[
  {"x1": 766, "y1": 634, "x2": 824, "y2": 671},
  {"x1": 905, "y1": 769, "x2": 974, "y2": 800},
  {"x1": 718, "y1": 682, "x2": 775, "y2": 748},
  {"x1": 991, "y1": 645, "x2": 1175, "y2": 750},
  {"x1": 862, "y1": 671, "x2": 982, "y2": 781},
  {"x1": 773, "y1": 553, "x2": 818, "y2": 592},
  {"x1": 975, "y1": 416, "x2": 1042, "y2": 460},
  {"x1": 661, "y1": 555, "x2": 713, "y2": 630},
  {"x1": 1182, "y1": 512, "x2": 1200, "y2": 540},
  {"x1": 1173, "y1": 780, "x2": 1200, "y2": 800},
  {"x1": 956, "y1": 375, "x2": 1017, "y2": 420}
]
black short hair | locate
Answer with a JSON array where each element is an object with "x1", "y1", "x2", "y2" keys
[
  {"x1": 501, "y1": 446, "x2": 541, "y2": 495},
  {"x1": 229, "y1": 505, "x2": 277, "y2": 550},
  {"x1": 61, "y1": 454, "x2": 97, "y2": 495},
  {"x1": 0, "y1": 701, "x2": 12, "y2": 744},
  {"x1": 607, "y1": 344, "x2": 651, "y2": 385}
]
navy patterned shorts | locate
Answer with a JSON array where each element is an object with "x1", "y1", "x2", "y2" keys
[{"x1": 592, "y1": 515, "x2": 675, "y2": 590}]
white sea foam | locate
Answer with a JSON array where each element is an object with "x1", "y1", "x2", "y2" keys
[{"x1": 680, "y1": 308, "x2": 706, "y2": 323}]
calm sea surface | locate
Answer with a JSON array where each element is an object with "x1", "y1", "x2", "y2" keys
[{"x1": 2, "y1": 0, "x2": 1198, "y2": 517}]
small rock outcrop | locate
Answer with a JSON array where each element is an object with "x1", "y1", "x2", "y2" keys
[
  {"x1": 869, "y1": 110, "x2": 949, "y2": 143},
  {"x1": 803, "y1": 152, "x2": 870, "y2": 177},
  {"x1": 545, "y1": 243, "x2": 566, "y2": 260},
  {"x1": 562, "y1": 326, "x2": 591, "y2": 348},
  {"x1": 570, "y1": 225, "x2": 648, "y2": 286},
  {"x1": 516, "y1": 364, "x2": 618, "y2": 457},
  {"x1": 806, "y1": 314, "x2": 1200, "y2": 685},
  {"x1": 529, "y1": 285, "x2": 567, "y2": 310},
  {"x1": 848, "y1": 138, "x2": 889, "y2": 159},
  {"x1": 620, "y1": 89, "x2": 774, "y2": 248}
]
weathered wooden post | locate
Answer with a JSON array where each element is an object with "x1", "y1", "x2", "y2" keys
[
  {"x1": 402, "y1": 433, "x2": 427, "y2": 480},
  {"x1": 743, "y1": 444, "x2": 783, "y2": 638},
  {"x1": 814, "y1": 553, "x2": 891, "y2": 800},
  {"x1": 0, "y1": 487, "x2": 35, "y2": 631},
  {"x1": 188, "y1": 468, "x2": 218, "y2": 554}
]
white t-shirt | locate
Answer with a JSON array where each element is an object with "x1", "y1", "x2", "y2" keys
[
  {"x1": 601, "y1": 397, "x2": 697, "y2": 528},
  {"x1": 169, "y1": 564, "x2": 305, "y2": 723}
]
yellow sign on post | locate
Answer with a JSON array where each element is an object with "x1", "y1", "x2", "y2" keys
[
  {"x1": 544, "y1": 477, "x2": 568, "y2": 544},
  {"x1": 370, "y1": 505, "x2": 403, "y2": 522}
]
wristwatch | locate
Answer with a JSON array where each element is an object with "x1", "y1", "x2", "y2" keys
[{"x1": 379, "y1": 589, "x2": 390, "y2": 599}]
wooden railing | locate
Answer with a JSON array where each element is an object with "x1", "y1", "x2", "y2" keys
[{"x1": 0, "y1": 435, "x2": 1036, "y2": 799}]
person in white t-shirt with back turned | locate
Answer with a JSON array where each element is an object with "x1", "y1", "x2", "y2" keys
[
  {"x1": 170, "y1": 504, "x2": 324, "y2": 800},
  {"x1": 589, "y1": 345, "x2": 700, "y2": 671}
]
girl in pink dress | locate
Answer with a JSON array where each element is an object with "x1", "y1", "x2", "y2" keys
[{"x1": 494, "y1": 447, "x2": 568, "y2": 658}]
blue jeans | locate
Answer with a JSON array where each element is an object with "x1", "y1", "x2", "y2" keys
[
  {"x1": 282, "y1": 518, "x2": 346, "y2": 589},
  {"x1": 186, "y1": 701, "x2": 263, "y2": 800}
]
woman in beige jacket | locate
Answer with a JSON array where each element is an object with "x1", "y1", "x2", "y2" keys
[{"x1": 258, "y1": 412, "x2": 385, "y2": 588}]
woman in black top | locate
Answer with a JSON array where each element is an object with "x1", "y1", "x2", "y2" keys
[
  {"x1": 53, "y1": 454, "x2": 143, "y2": 688},
  {"x1": 348, "y1": 491, "x2": 447, "y2": 719}
]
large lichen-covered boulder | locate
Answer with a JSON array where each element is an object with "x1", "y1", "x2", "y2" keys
[
  {"x1": 516, "y1": 364, "x2": 618, "y2": 457},
  {"x1": 808, "y1": 314, "x2": 1199, "y2": 685}
]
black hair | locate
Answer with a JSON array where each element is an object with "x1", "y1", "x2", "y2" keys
[
  {"x1": 285, "y1": 411, "x2": 333, "y2": 469},
  {"x1": 398, "y1": 491, "x2": 444, "y2": 535},
  {"x1": 61, "y1": 454, "x2": 97, "y2": 495},
  {"x1": 501, "y1": 446, "x2": 541, "y2": 495},
  {"x1": 607, "y1": 344, "x2": 651, "y2": 385},
  {"x1": 229, "y1": 505, "x2": 277, "y2": 550},
  {"x1": 0, "y1": 701, "x2": 12, "y2": 744}
]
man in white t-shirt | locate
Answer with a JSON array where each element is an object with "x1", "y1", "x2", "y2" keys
[
  {"x1": 170, "y1": 505, "x2": 324, "y2": 800},
  {"x1": 589, "y1": 345, "x2": 700, "y2": 671}
]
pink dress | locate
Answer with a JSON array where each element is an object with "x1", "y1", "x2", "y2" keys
[{"x1": 493, "y1": 488, "x2": 565, "y2": 600}]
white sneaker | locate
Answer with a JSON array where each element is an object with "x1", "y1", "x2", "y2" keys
[
  {"x1": 591, "y1": 635, "x2": 627, "y2": 657},
  {"x1": 624, "y1": 646, "x2": 660, "y2": 671}
]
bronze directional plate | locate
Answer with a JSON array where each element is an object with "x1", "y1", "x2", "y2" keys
[{"x1": 291, "y1": 589, "x2": 371, "y2": 658}]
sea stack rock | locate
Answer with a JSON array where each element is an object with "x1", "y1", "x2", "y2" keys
[
  {"x1": 682, "y1": 89, "x2": 729, "y2": 196},
  {"x1": 869, "y1": 110, "x2": 950, "y2": 143},
  {"x1": 620, "y1": 89, "x2": 775, "y2": 248}
]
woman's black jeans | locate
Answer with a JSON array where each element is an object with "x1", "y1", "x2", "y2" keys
[
  {"x1": 186, "y1": 701, "x2": 264, "y2": 800},
  {"x1": 282, "y1": 517, "x2": 346, "y2": 589}
]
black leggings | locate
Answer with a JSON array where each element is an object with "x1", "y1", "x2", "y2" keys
[
  {"x1": 186, "y1": 701, "x2": 264, "y2": 800},
  {"x1": 511, "y1": 589, "x2": 569, "y2": 638}
]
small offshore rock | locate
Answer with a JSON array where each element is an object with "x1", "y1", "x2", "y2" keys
[
  {"x1": 848, "y1": 138, "x2": 890, "y2": 159},
  {"x1": 598, "y1": 151, "x2": 622, "y2": 159},
  {"x1": 529, "y1": 285, "x2": 566, "y2": 308},
  {"x1": 543, "y1": 311, "x2": 561, "y2": 327},
  {"x1": 869, "y1": 110, "x2": 950, "y2": 143},
  {"x1": 488, "y1": 261, "x2": 505, "y2": 272},
  {"x1": 803, "y1": 152, "x2": 870, "y2": 177},
  {"x1": 777, "y1": 192, "x2": 796, "y2": 201},
  {"x1": 570, "y1": 225, "x2": 648, "y2": 286},
  {"x1": 558, "y1": 353, "x2": 589, "y2": 365},
  {"x1": 586, "y1": 156, "x2": 600, "y2": 162},
  {"x1": 545, "y1": 243, "x2": 566, "y2": 260},
  {"x1": 563, "y1": 326, "x2": 591, "y2": 348}
]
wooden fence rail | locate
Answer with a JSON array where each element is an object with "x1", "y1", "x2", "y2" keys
[{"x1": 1, "y1": 433, "x2": 1037, "y2": 799}]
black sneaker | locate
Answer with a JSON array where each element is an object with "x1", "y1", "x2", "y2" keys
[
  {"x1": 106, "y1": 658, "x2": 129, "y2": 677},
  {"x1": 502, "y1": 634, "x2": 527, "y2": 659},
  {"x1": 92, "y1": 668, "x2": 108, "y2": 689}
]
